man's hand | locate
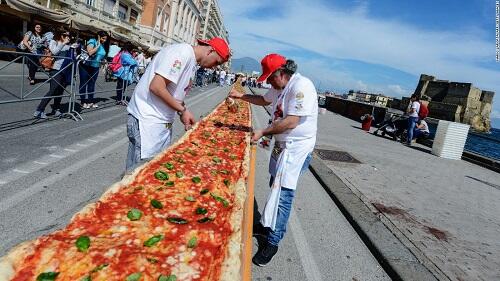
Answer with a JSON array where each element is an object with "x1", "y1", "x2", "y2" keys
[
  {"x1": 180, "y1": 110, "x2": 196, "y2": 131},
  {"x1": 251, "y1": 129, "x2": 264, "y2": 143},
  {"x1": 228, "y1": 89, "x2": 244, "y2": 99}
]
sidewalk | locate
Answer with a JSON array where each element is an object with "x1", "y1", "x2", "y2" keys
[{"x1": 314, "y1": 110, "x2": 500, "y2": 280}]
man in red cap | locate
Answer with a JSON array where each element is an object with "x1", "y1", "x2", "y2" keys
[
  {"x1": 125, "y1": 37, "x2": 230, "y2": 174},
  {"x1": 229, "y1": 54, "x2": 318, "y2": 266}
]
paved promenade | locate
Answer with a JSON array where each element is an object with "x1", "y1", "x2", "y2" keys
[
  {"x1": 0, "y1": 84, "x2": 390, "y2": 280},
  {"x1": 314, "y1": 110, "x2": 500, "y2": 280}
]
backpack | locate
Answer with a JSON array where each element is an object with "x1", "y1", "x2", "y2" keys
[
  {"x1": 418, "y1": 102, "x2": 429, "y2": 120},
  {"x1": 109, "y1": 51, "x2": 123, "y2": 73}
]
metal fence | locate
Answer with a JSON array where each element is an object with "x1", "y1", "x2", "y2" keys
[{"x1": 0, "y1": 49, "x2": 137, "y2": 121}]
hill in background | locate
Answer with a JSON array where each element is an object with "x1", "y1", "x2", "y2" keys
[{"x1": 231, "y1": 57, "x2": 260, "y2": 74}]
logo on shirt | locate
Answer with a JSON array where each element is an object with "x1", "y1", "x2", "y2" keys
[
  {"x1": 170, "y1": 60, "x2": 182, "y2": 75},
  {"x1": 296, "y1": 92, "x2": 304, "y2": 100},
  {"x1": 295, "y1": 91, "x2": 304, "y2": 110}
]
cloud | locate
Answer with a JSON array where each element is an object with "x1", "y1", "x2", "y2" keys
[
  {"x1": 491, "y1": 110, "x2": 500, "y2": 119},
  {"x1": 220, "y1": 0, "x2": 499, "y2": 111}
]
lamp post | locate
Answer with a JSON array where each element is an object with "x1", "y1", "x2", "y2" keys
[{"x1": 149, "y1": 1, "x2": 170, "y2": 47}]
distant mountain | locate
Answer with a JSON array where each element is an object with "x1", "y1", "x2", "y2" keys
[{"x1": 231, "y1": 57, "x2": 261, "y2": 74}]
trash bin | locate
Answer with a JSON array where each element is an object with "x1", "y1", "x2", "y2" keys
[{"x1": 361, "y1": 114, "x2": 373, "y2": 131}]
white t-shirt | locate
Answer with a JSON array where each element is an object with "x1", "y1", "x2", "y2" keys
[
  {"x1": 263, "y1": 73, "x2": 318, "y2": 142},
  {"x1": 409, "y1": 101, "x2": 420, "y2": 118},
  {"x1": 127, "y1": 43, "x2": 196, "y2": 123},
  {"x1": 418, "y1": 120, "x2": 430, "y2": 133},
  {"x1": 220, "y1": 70, "x2": 226, "y2": 79}
]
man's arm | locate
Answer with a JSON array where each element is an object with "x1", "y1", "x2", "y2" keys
[
  {"x1": 149, "y1": 74, "x2": 196, "y2": 130},
  {"x1": 251, "y1": 115, "x2": 300, "y2": 142},
  {"x1": 149, "y1": 74, "x2": 184, "y2": 111},
  {"x1": 228, "y1": 89, "x2": 272, "y2": 106}
]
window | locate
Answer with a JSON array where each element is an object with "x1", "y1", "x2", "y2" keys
[
  {"x1": 86, "y1": 0, "x2": 95, "y2": 6},
  {"x1": 130, "y1": 9, "x2": 138, "y2": 24},
  {"x1": 156, "y1": 8, "x2": 161, "y2": 29},
  {"x1": 163, "y1": 15, "x2": 169, "y2": 32},
  {"x1": 103, "y1": 0, "x2": 116, "y2": 14},
  {"x1": 118, "y1": 3, "x2": 128, "y2": 21}
]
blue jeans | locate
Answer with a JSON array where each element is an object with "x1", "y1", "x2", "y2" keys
[
  {"x1": 126, "y1": 114, "x2": 148, "y2": 174},
  {"x1": 267, "y1": 152, "x2": 313, "y2": 246},
  {"x1": 407, "y1": 117, "x2": 419, "y2": 144},
  {"x1": 79, "y1": 64, "x2": 99, "y2": 103},
  {"x1": 413, "y1": 129, "x2": 429, "y2": 140}
]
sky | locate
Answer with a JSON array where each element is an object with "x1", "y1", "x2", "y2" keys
[{"x1": 218, "y1": 0, "x2": 500, "y2": 120}]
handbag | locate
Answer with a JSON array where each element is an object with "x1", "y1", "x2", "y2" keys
[{"x1": 39, "y1": 48, "x2": 54, "y2": 70}]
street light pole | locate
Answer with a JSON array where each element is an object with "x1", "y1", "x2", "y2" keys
[{"x1": 149, "y1": 1, "x2": 170, "y2": 47}]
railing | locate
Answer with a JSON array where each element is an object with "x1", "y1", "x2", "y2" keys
[{"x1": 0, "y1": 49, "x2": 137, "y2": 122}]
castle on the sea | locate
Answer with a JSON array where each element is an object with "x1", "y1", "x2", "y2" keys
[{"x1": 394, "y1": 74, "x2": 495, "y2": 132}]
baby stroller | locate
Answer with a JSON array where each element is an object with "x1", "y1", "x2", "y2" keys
[{"x1": 373, "y1": 114, "x2": 407, "y2": 141}]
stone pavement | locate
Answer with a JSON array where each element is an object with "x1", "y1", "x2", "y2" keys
[{"x1": 313, "y1": 110, "x2": 500, "y2": 281}]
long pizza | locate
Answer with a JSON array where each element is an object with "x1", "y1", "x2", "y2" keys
[{"x1": 0, "y1": 85, "x2": 252, "y2": 281}]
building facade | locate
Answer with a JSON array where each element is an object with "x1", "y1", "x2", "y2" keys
[{"x1": 0, "y1": 0, "x2": 228, "y2": 52}]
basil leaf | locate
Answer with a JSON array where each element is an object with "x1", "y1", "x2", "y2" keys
[
  {"x1": 187, "y1": 236, "x2": 197, "y2": 248},
  {"x1": 127, "y1": 208, "x2": 143, "y2": 221},
  {"x1": 219, "y1": 169, "x2": 229, "y2": 175},
  {"x1": 197, "y1": 217, "x2": 213, "y2": 223},
  {"x1": 192, "y1": 176, "x2": 201, "y2": 183},
  {"x1": 126, "y1": 272, "x2": 142, "y2": 281},
  {"x1": 200, "y1": 189, "x2": 209, "y2": 195},
  {"x1": 210, "y1": 193, "x2": 229, "y2": 207},
  {"x1": 163, "y1": 162, "x2": 174, "y2": 170},
  {"x1": 75, "y1": 235, "x2": 90, "y2": 252},
  {"x1": 210, "y1": 138, "x2": 217, "y2": 144},
  {"x1": 175, "y1": 171, "x2": 184, "y2": 178},
  {"x1": 176, "y1": 157, "x2": 185, "y2": 163},
  {"x1": 165, "y1": 181, "x2": 175, "y2": 187},
  {"x1": 144, "y1": 235, "x2": 164, "y2": 247},
  {"x1": 90, "y1": 263, "x2": 108, "y2": 273},
  {"x1": 184, "y1": 196, "x2": 196, "y2": 202},
  {"x1": 230, "y1": 155, "x2": 237, "y2": 160},
  {"x1": 158, "y1": 275, "x2": 177, "y2": 281},
  {"x1": 207, "y1": 152, "x2": 214, "y2": 156},
  {"x1": 36, "y1": 272, "x2": 59, "y2": 281},
  {"x1": 212, "y1": 157, "x2": 222, "y2": 163},
  {"x1": 150, "y1": 199, "x2": 163, "y2": 209},
  {"x1": 147, "y1": 257, "x2": 158, "y2": 263},
  {"x1": 195, "y1": 207, "x2": 207, "y2": 215},
  {"x1": 154, "y1": 171, "x2": 169, "y2": 181},
  {"x1": 210, "y1": 170, "x2": 218, "y2": 176},
  {"x1": 81, "y1": 276, "x2": 91, "y2": 281},
  {"x1": 167, "y1": 217, "x2": 188, "y2": 224},
  {"x1": 223, "y1": 179, "x2": 231, "y2": 186},
  {"x1": 223, "y1": 148, "x2": 229, "y2": 152}
]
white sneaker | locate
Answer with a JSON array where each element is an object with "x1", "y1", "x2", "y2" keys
[
  {"x1": 33, "y1": 111, "x2": 47, "y2": 119},
  {"x1": 82, "y1": 103, "x2": 89, "y2": 109},
  {"x1": 54, "y1": 110, "x2": 62, "y2": 117},
  {"x1": 92, "y1": 103, "x2": 99, "y2": 108}
]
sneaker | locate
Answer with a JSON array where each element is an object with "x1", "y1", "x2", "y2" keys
[
  {"x1": 54, "y1": 109, "x2": 62, "y2": 118},
  {"x1": 82, "y1": 103, "x2": 89, "y2": 109},
  {"x1": 253, "y1": 223, "x2": 268, "y2": 238},
  {"x1": 91, "y1": 103, "x2": 99, "y2": 108},
  {"x1": 252, "y1": 242, "x2": 278, "y2": 267},
  {"x1": 33, "y1": 111, "x2": 47, "y2": 119}
]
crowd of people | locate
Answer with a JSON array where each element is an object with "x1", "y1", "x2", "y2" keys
[{"x1": 14, "y1": 24, "x2": 152, "y2": 119}]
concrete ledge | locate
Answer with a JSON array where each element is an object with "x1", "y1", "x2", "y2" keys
[{"x1": 309, "y1": 154, "x2": 438, "y2": 281}]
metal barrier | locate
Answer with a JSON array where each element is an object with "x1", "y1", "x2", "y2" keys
[{"x1": 0, "y1": 49, "x2": 137, "y2": 122}]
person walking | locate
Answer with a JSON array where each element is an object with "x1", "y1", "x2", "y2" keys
[
  {"x1": 406, "y1": 94, "x2": 420, "y2": 145},
  {"x1": 79, "y1": 31, "x2": 108, "y2": 109},
  {"x1": 125, "y1": 37, "x2": 230, "y2": 174},
  {"x1": 33, "y1": 28, "x2": 72, "y2": 119},
  {"x1": 114, "y1": 42, "x2": 138, "y2": 105},
  {"x1": 18, "y1": 24, "x2": 44, "y2": 85},
  {"x1": 219, "y1": 69, "x2": 226, "y2": 86},
  {"x1": 229, "y1": 54, "x2": 318, "y2": 266}
]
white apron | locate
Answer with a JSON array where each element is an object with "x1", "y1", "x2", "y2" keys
[
  {"x1": 139, "y1": 121, "x2": 173, "y2": 159},
  {"x1": 261, "y1": 139, "x2": 314, "y2": 230}
]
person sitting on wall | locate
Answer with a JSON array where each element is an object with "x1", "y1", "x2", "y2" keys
[{"x1": 413, "y1": 118, "x2": 430, "y2": 140}]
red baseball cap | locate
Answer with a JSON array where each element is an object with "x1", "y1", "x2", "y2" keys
[
  {"x1": 198, "y1": 37, "x2": 231, "y2": 62},
  {"x1": 257, "y1": 54, "x2": 286, "y2": 82}
]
